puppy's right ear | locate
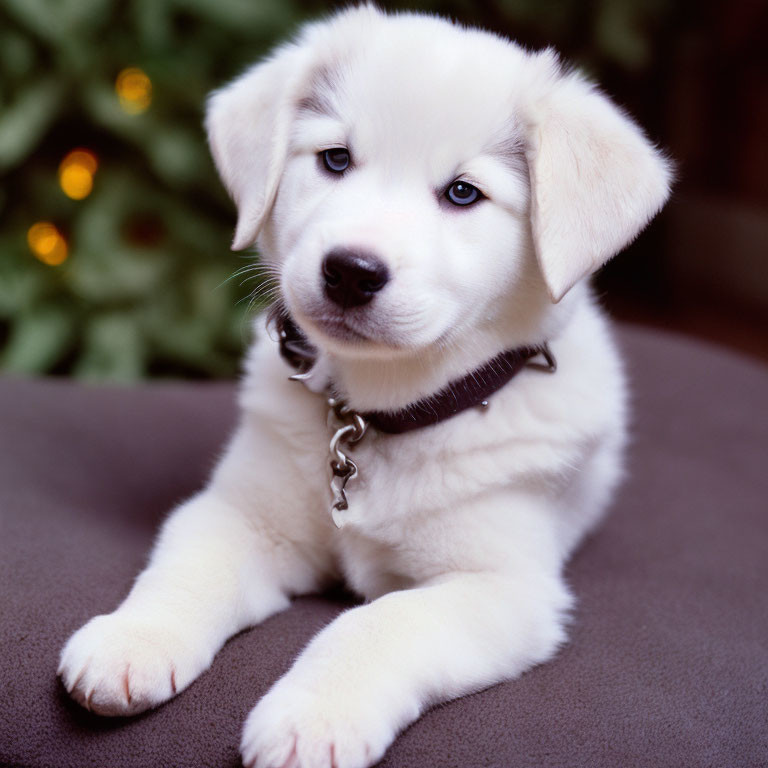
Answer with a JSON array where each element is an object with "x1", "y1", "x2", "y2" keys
[
  {"x1": 523, "y1": 51, "x2": 673, "y2": 302},
  {"x1": 206, "y1": 43, "x2": 315, "y2": 250}
]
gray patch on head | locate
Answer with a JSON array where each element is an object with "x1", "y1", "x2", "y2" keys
[
  {"x1": 295, "y1": 64, "x2": 341, "y2": 118},
  {"x1": 487, "y1": 132, "x2": 529, "y2": 180}
]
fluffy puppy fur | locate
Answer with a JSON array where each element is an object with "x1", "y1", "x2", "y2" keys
[{"x1": 58, "y1": 6, "x2": 671, "y2": 768}]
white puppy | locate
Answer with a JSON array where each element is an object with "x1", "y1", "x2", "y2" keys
[{"x1": 58, "y1": 6, "x2": 671, "y2": 767}]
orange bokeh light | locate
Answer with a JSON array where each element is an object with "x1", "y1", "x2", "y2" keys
[
  {"x1": 27, "y1": 222, "x2": 68, "y2": 266},
  {"x1": 59, "y1": 149, "x2": 98, "y2": 200},
  {"x1": 116, "y1": 67, "x2": 152, "y2": 114}
]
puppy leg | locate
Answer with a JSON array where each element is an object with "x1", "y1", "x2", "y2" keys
[
  {"x1": 57, "y1": 491, "x2": 288, "y2": 715},
  {"x1": 58, "y1": 418, "x2": 332, "y2": 717},
  {"x1": 241, "y1": 570, "x2": 572, "y2": 768}
]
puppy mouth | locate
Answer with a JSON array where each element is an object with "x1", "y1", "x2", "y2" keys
[
  {"x1": 283, "y1": 285, "x2": 412, "y2": 355},
  {"x1": 311, "y1": 314, "x2": 373, "y2": 343}
]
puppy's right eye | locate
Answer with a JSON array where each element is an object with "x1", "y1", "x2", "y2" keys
[{"x1": 321, "y1": 148, "x2": 351, "y2": 174}]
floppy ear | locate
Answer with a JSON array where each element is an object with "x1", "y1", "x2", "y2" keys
[
  {"x1": 524, "y1": 53, "x2": 673, "y2": 302},
  {"x1": 206, "y1": 42, "x2": 316, "y2": 250}
]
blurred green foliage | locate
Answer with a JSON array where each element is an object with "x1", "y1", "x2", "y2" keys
[
  {"x1": 0, "y1": 0, "x2": 670, "y2": 380},
  {"x1": 0, "y1": 0, "x2": 313, "y2": 380}
]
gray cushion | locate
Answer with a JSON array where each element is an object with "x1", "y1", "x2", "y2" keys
[{"x1": 1, "y1": 325, "x2": 767, "y2": 768}]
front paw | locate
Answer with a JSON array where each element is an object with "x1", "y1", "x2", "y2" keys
[
  {"x1": 241, "y1": 677, "x2": 399, "y2": 768},
  {"x1": 58, "y1": 613, "x2": 209, "y2": 716}
]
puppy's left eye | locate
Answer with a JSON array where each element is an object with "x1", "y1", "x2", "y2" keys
[
  {"x1": 445, "y1": 180, "x2": 483, "y2": 206},
  {"x1": 321, "y1": 148, "x2": 351, "y2": 174}
]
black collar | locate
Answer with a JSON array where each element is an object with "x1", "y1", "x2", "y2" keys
[{"x1": 276, "y1": 313, "x2": 555, "y2": 435}]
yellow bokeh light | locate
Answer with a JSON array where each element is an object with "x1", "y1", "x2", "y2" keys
[
  {"x1": 116, "y1": 67, "x2": 152, "y2": 114},
  {"x1": 59, "y1": 149, "x2": 98, "y2": 200},
  {"x1": 27, "y1": 222, "x2": 68, "y2": 266}
]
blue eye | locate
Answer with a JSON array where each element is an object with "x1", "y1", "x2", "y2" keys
[
  {"x1": 321, "y1": 148, "x2": 350, "y2": 173},
  {"x1": 445, "y1": 180, "x2": 482, "y2": 206}
]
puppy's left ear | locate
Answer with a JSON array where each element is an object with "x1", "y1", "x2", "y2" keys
[
  {"x1": 206, "y1": 42, "x2": 316, "y2": 250},
  {"x1": 524, "y1": 53, "x2": 673, "y2": 302}
]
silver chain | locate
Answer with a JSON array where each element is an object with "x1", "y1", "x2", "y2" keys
[{"x1": 326, "y1": 396, "x2": 368, "y2": 528}]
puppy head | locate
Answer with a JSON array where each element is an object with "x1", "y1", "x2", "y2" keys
[{"x1": 207, "y1": 6, "x2": 671, "y2": 359}]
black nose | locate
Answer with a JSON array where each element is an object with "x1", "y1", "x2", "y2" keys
[{"x1": 322, "y1": 248, "x2": 390, "y2": 309}]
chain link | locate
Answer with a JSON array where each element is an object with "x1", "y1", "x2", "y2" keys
[{"x1": 327, "y1": 396, "x2": 368, "y2": 527}]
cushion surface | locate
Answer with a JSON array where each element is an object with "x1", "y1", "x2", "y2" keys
[{"x1": 1, "y1": 325, "x2": 766, "y2": 768}]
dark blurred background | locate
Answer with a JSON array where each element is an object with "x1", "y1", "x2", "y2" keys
[{"x1": 1, "y1": 0, "x2": 766, "y2": 381}]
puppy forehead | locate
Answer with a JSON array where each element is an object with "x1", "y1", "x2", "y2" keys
[{"x1": 299, "y1": 13, "x2": 527, "y2": 166}]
